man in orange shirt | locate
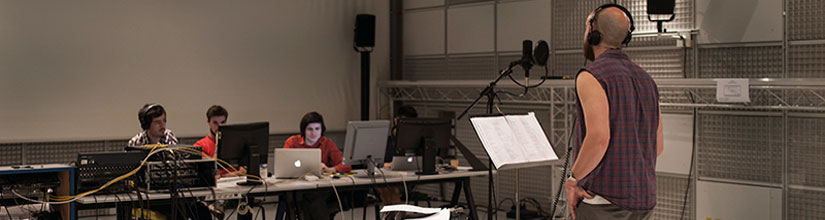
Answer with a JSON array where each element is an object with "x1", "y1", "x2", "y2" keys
[{"x1": 194, "y1": 105, "x2": 246, "y2": 178}]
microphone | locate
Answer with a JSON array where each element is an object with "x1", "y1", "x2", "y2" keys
[{"x1": 521, "y1": 40, "x2": 533, "y2": 78}]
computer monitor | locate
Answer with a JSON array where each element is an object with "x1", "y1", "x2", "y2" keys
[
  {"x1": 342, "y1": 120, "x2": 390, "y2": 175},
  {"x1": 395, "y1": 118, "x2": 451, "y2": 175},
  {"x1": 216, "y1": 122, "x2": 269, "y2": 185}
]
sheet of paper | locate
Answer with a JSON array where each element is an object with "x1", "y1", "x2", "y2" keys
[
  {"x1": 504, "y1": 113, "x2": 558, "y2": 162},
  {"x1": 470, "y1": 116, "x2": 525, "y2": 169},
  {"x1": 380, "y1": 204, "x2": 443, "y2": 214},
  {"x1": 407, "y1": 209, "x2": 451, "y2": 220},
  {"x1": 716, "y1": 78, "x2": 750, "y2": 103}
]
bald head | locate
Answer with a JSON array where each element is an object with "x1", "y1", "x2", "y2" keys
[{"x1": 593, "y1": 7, "x2": 631, "y2": 48}]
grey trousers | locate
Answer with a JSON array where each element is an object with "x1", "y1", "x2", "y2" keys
[{"x1": 574, "y1": 203, "x2": 652, "y2": 220}]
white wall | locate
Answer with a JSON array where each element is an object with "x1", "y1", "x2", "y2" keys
[{"x1": 0, "y1": 0, "x2": 390, "y2": 142}]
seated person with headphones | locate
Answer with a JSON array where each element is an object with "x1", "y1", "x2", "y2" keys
[
  {"x1": 128, "y1": 103, "x2": 178, "y2": 146},
  {"x1": 127, "y1": 103, "x2": 213, "y2": 219}
]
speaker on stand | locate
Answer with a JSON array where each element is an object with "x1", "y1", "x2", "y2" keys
[{"x1": 355, "y1": 14, "x2": 375, "y2": 121}]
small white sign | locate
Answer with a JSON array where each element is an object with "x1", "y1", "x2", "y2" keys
[{"x1": 716, "y1": 79, "x2": 750, "y2": 103}]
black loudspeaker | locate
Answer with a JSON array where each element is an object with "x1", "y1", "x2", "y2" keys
[
  {"x1": 647, "y1": 0, "x2": 675, "y2": 15},
  {"x1": 354, "y1": 14, "x2": 375, "y2": 47}
]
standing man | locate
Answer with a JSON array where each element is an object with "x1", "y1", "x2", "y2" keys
[
  {"x1": 128, "y1": 103, "x2": 178, "y2": 146},
  {"x1": 566, "y1": 4, "x2": 664, "y2": 220}
]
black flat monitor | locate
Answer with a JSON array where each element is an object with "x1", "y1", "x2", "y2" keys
[
  {"x1": 217, "y1": 122, "x2": 269, "y2": 185},
  {"x1": 395, "y1": 118, "x2": 451, "y2": 175}
]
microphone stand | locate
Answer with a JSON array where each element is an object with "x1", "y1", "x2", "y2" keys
[{"x1": 457, "y1": 60, "x2": 519, "y2": 220}]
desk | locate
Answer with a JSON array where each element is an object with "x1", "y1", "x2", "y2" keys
[{"x1": 76, "y1": 170, "x2": 487, "y2": 219}]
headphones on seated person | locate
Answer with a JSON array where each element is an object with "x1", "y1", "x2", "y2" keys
[
  {"x1": 587, "y1": 3, "x2": 636, "y2": 46},
  {"x1": 138, "y1": 103, "x2": 162, "y2": 130}
]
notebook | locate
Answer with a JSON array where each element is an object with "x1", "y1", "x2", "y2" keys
[{"x1": 270, "y1": 148, "x2": 322, "y2": 179}]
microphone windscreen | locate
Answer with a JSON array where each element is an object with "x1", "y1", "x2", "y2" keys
[{"x1": 533, "y1": 40, "x2": 549, "y2": 66}]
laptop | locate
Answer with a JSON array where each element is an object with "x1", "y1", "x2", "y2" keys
[{"x1": 270, "y1": 148, "x2": 321, "y2": 179}]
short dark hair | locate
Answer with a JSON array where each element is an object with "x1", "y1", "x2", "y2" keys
[
  {"x1": 138, "y1": 103, "x2": 165, "y2": 130},
  {"x1": 397, "y1": 105, "x2": 418, "y2": 118},
  {"x1": 206, "y1": 105, "x2": 228, "y2": 119},
  {"x1": 299, "y1": 112, "x2": 326, "y2": 137}
]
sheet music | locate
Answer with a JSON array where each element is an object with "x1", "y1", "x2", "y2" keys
[
  {"x1": 504, "y1": 113, "x2": 558, "y2": 162},
  {"x1": 470, "y1": 117, "x2": 525, "y2": 169},
  {"x1": 470, "y1": 113, "x2": 557, "y2": 170}
]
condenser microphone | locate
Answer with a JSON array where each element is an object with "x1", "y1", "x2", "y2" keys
[{"x1": 521, "y1": 40, "x2": 533, "y2": 78}]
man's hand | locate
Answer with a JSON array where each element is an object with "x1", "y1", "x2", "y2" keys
[
  {"x1": 565, "y1": 179, "x2": 594, "y2": 219},
  {"x1": 320, "y1": 163, "x2": 336, "y2": 173}
]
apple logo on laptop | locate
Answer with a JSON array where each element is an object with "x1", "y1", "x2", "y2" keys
[{"x1": 294, "y1": 160, "x2": 302, "y2": 168}]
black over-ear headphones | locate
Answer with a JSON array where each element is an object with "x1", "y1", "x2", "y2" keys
[
  {"x1": 138, "y1": 103, "x2": 162, "y2": 130},
  {"x1": 587, "y1": 3, "x2": 636, "y2": 46}
]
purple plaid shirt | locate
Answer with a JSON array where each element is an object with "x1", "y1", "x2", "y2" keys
[{"x1": 575, "y1": 49, "x2": 660, "y2": 211}]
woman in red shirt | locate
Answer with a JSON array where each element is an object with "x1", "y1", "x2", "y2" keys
[{"x1": 283, "y1": 111, "x2": 351, "y2": 173}]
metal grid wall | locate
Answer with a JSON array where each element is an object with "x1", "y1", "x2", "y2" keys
[
  {"x1": 788, "y1": 116, "x2": 825, "y2": 188},
  {"x1": 551, "y1": 0, "x2": 603, "y2": 50},
  {"x1": 788, "y1": 188, "x2": 825, "y2": 219},
  {"x1": 627, "y1": 48, "x2": 691, "y2": 78},
  {"x1": 698, "y1": 45, "x2": 784, "y2": 78},
  {"x1": 26, "y1": 141, "x2": 105, "y2": 164},
  {"x1": 788, "y1": 0, "x2": 825, "y2": 41},
  {"x1": 0, "y1": 144, "x2": 23, "y2": 166},
  {"x1": 403, "y1": 57, "x2": 449, "y2": 80},
  {"x1": 789, "y1": 44, "x2": 825, "y2": 78},
  {"x1": 653, "y1": 174, "x2": 693, "y2": 220},
  {"x1": 696, "y1": 113, "x2": 783, "y2": 184},
  {"x1": 448, "y1": 55, "x2": 498, "y2": 80}
]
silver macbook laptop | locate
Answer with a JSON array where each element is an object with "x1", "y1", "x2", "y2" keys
[{"x1": 270, "y1": 148, "x2": 321, "y2": 179}]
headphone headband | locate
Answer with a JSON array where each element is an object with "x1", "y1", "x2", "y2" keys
[
  {"x1": 139, "y1": 103, "x2": 163, "y2": 130},
  {"x1": 588, "y1": 3, "x2": 635, "y2": 46}
]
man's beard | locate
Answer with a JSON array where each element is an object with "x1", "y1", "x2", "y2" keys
[{"x1": 583, "y1": 41, "x2": 595, "y2": 61}]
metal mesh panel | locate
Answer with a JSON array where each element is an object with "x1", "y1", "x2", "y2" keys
[
  {"x1": 653, "y1": 174, "x2": 693, "y2": 220},
  {"x1": 789, "y1": 187, "x2": 825, "y2": 219},
  {"x1": 698, "y1": 46, "x2": 783, "y2": 78},
  {"x1": 553, "y1": 52, "x2": 584, "y2": 78},
  {"x1": 0, "y1": 144, "x2": 23, "y2": 166},
  {"x1": 627, "y1": 48, "x2": 691, "y2": 78},
  {"x1": 448, "y1": 0, "x2": 493, "y2": 5},
  {"x1": 26, "y1": 141, "x2": 105, "y2": 164},
  {"x1": 697, "y1": 113, "x2": 783, "y2": 184},
  {"x1": 788, "y1": 0, "x2": 825, "y2": 40},
  {"x1": 789, "y1": 44, "x2": 825, "y2": 78},
  {"x1": 447, "y1": 55, "x2": 497, "y2": 80},
  {"x1": 789, "y1": 116, "x2": 825, "y2": 187},
  {"x1": 629, "y1": 35, "x2": 682, "y2": 48},
  {"x1": 624, "y1": 0, "x2": 694, "y2": 33},
  {"x1": 551, "y1": 0, "x2": 603, "y2": 50},
  {"x1": 404, "y1": 57, "x2": 448, "y2": 80},
  {"x1": 658, "y1": 87, "x2": 694, "y2": 104},
  {"x1": 177, "y1": 136, "x2": 201, "y2": 145},
  {"x1": 105, "y1": 140, "x2": 130, "y2": 152}
]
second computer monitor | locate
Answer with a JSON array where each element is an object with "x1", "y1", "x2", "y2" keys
[
  {"x1": 216, "y1": 121, "x2": 269, "y2": 185},
  {"x1": 342, "y1": 120, "x2": 390, "y2": 166},
  {"x1": 395, "y1": 118, "x2": 451, "y2": 154}
]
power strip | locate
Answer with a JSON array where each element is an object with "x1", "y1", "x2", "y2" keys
[{"x1": 204, "y1": 192, "x2": 241, "y2": 201}]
